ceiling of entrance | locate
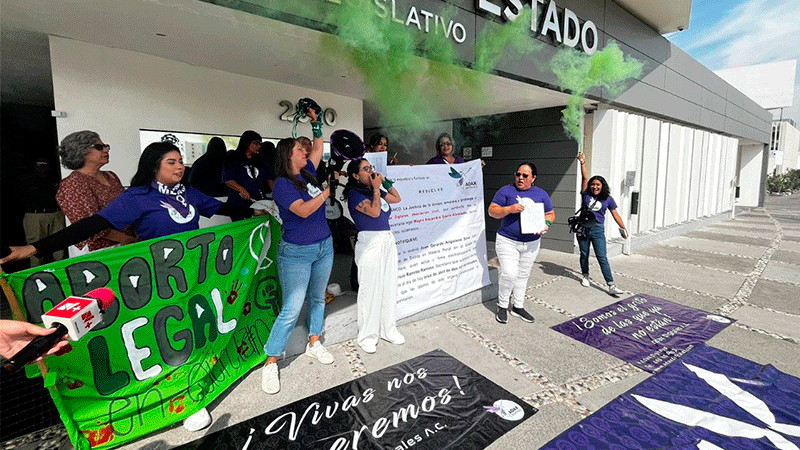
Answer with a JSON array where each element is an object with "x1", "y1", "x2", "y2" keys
[{"x1": 1, "y1": 0, "x2": 573, "y2": 128}]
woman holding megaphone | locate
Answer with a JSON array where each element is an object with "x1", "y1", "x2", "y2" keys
[
  {"x1": 343, "y1": 158, "x2": 403, "y2": 354},
  {"x1": 261, "y1": 105, "x2": 337, "y2": 395}
]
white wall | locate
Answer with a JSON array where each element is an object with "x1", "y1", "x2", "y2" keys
[
  {"x1": 591, "y1": 108, "x2": 739, "y2": 238},
  {"x1": 738, "y1": 144, "x2": 765, "y2": 207},
  {"x1": 49, "y1": 36, "x2": 363, "y2": 183},
  {"x1": 777, "y1": 121, "x2": 800, "y2": 172}
]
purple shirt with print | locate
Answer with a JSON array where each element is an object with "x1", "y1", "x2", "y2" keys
[
  {"x1": 426, "y1": 155, "x2": 465, "y2": 164},
  {"x1": 582, "y1": 190, "x2": 617, "y2": 224},
  {"x1": 98, "y1": 186, "x2": 221, "y2": 240},
  {"x1": 492, "y1": 184, "x2": 553, "y2": 242},
  {"x1": 273, "y1": 161, "x2": 331, "y2": 245},
  {"x1": 348, "y1": 189, "x2": 391, "y2": 232}
]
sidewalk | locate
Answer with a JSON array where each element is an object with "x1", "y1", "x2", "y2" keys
[{"x1": 10, "y1": 193, "x2": 800, "y2": 449}]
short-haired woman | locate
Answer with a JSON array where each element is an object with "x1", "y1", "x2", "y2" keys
[
  {"x1": 56, "y1": 130, "x2": 135, "y2": 254},
  {"x1": 488, "y1": 163, "x2": 554, "y2": 324},
  {"x1": 261, "y1": 109, "x2": 335, "y2": 394},
  {"x1": 577, "y1": 153, "x2": 628, "y2": 295},
  {"x1": 343, "y1": 158, "x2": 404, "y2": 354},
  {"x1": 426, "y1": 133, "x2": 464, "y2": 165}
]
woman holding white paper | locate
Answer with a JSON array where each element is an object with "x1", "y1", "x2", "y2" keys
[
  {"x1": 577, "y1": 153, "x2": 628, "y2": 295},
  {"x1": 488, "y1": 163, "x2": 555, "y2": 324}
]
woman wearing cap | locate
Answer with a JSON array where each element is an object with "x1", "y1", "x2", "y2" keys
[
  {"x1": 488, "y1": 163, "x2": 555, "y2": 324},
  {"x1": 56, "y1": 130, "x2": 136, "y2": 254},
  {"x1": 426, "y1": 133, "x2": 464, "y2": 165},
  {"x1": 577, "y1": 153, "x2": 628, "y2": 295},
  {"x1": 343, "y1": 158, "x2": 404, "y2": 354},
  {"x1": 262, "y1": 108, "x2": 335, "y2": 395}
]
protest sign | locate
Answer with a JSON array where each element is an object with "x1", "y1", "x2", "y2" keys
[
  {"x1": 542, "y1": 344, "x2": 800, "y2": 449},
  {"x1": 552, "y1": 294, "x2": 734, "y2": 372},
  {"x1": 176, "y1": 349, "x2": 536, "y2": 449},
  {"x1": 0, "y1": 217, "x2": 281, "y2": 449},
  {"x1": 387, "y1": 160, "x2": 490, "y2": 319}
]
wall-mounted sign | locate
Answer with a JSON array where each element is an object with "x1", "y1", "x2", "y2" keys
[
  {"x1": 476, "y1": 0, "x2": 598, "y2": 55},
  {"x1": 326, "y1": 0, "x2": 468, "y2": 44},
  {"x1": 279, "y1": 100, "x2": 337, "y2": 126}
]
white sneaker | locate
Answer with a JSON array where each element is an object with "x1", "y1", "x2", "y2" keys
[
  {"x1": 581, "y1": 276, "x2": 590, "y2": 287},
  {"x1": 382, "y1": 331, "x2": 405, "y2": 345},
  {"x1": 183, "y1": 407, "x2": 211, "y2": 432},
  {"x1": 359, "y1": 341, "x2": 377, "y2": 354},
  {"x1": 305, "y1": 341, "x2": 334, "y2": 364},
  {"x1": 608, "y1": 285, "x2": 623, "y2": 295},
  {"x1": 261, "y1": 362, "x2": 280, "y2": 394}
]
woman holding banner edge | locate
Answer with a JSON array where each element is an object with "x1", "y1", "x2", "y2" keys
[
  {"x1": 343, "y1": 158, "x2": 404, "y2": 354},
  {"x1": 488, "y1": 163, "x2": 554, "y2": 324},
  {"x1": 0, "y1": 141, "x2": 266, "y2": 432},
  {"x1": 261, "y1": 108, "x2": 336, "y2": 395}
]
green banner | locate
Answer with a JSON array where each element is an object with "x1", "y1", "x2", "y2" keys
[{"x1": 1, "y1": 217, "x2": 281, "y2": 449}]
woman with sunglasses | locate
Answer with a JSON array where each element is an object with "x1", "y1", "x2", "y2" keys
[
  {"x1": 261, "y1": 109, "x2": 336, "y2": 395},
  {"x1": 488, "y1": 163, "x2": 555, "y2": 324},
  {"x1": 577, "y1": 153, "x2": 628, "y2": 295},
  {"x1": 343, "y1": 158, "x2": 404, "y2": 354},
  {"x1": 55, "y1": 130, "x2": 136, "y2": 255},
  {"x1": 426, "y1": 133, "x2": 464, "y2": 165}
]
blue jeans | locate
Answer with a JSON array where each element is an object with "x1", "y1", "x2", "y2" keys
[
  {"x1": 578, "y1": 224, "x2": 614, "y2": 285},
  {"x1": 264, "y1": 236, "x2": 333, "y2": 357}
]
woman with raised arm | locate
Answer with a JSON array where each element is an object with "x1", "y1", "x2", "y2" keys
[
  {"x1": 577, "y1": 153, "x2": 628, "y2": 295},
  {"x1": 261, "y1": 108, "x2": 336, "y2": 394}
]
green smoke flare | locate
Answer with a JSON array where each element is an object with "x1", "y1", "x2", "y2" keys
[{"x1": 551, "y1": 41, "x2": 644, "y2": 142}]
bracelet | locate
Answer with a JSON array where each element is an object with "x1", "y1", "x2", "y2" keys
[
  {"x1": 311, "y1": 120, "x2": 323, "y2": 138},
  {"x1": 545, "y1": 220, "x2": 552, "y2": 226}
]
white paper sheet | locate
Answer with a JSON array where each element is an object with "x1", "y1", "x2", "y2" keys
[{"x1": 518, "y1": 196, "x2": 546, "y2": 234}]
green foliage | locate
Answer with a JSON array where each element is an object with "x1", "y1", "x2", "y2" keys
[{"x1": 767, "y1": 169, "x2": 800, "y2": 193}]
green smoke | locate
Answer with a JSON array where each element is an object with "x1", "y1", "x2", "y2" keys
[
  {"x1": 322, "y1": 2, "x2": 543, "y2": 139},
  {"x1": 550, "y1": 41, "x2": 644, "y2": 142},
  {"x1": 475, "y1": 7, "x2": 542, "y2": 74}
]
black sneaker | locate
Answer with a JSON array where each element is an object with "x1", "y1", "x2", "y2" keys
[
  {"x1": 510, "y1": 307, "x2": 535, "y2": 323},
  {"x1": 495, "y1": 307, "x2": 508, "y2": 324}
]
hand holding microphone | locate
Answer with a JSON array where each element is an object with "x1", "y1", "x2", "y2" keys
[{"x1": 1, "y1": 287, "x2": 116, "y2": 372}]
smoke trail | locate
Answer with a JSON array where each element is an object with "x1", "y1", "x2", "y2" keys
[
  {"x1": 475, "y1": 7, "x2": 542, "y2": 74},
  {"x1": 550, "y1": 41, "x2": 644, "y2": 142}
]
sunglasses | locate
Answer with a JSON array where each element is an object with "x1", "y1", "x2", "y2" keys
[
  {"x1": 515, "y1": 172, "x2": 531, "y2": 178},
  {"x1": 439, "y1": 141, "x2": 453, "y2": 147},
  {"x1": 89, "y1": 144, "x2": 110, "y2": 151}
]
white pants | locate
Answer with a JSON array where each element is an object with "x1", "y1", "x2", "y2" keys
[
  {"x1": 354, "y1": 230, "x2": 401, "y2": 348},
  {"x1": 495, "y1": 234, "x2": 541, "y2": 309}
]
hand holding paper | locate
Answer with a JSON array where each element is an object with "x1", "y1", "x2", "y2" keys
[{"x1": 518, "y1": 196, "x2": 546, "y2": 234}]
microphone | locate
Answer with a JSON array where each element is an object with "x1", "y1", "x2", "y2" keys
[{"x1": 2, "y1": 287, "x2": 116, "y2": 372}]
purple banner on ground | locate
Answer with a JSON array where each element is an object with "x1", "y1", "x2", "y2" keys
[
  {"x1": 175, "y1": 349, "x2": 536, "y2": 449},
  {"x1": 542, "y1": 344, "x2": 800, "y2": 449},
  {"x1": 552, "y1": 294, "x2": 734, "y2": 372}
]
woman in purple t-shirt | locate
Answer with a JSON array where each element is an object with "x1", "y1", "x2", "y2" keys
[
  {"x1": 343, "y1": 159, "x2": 404, "y2": 354},
  {"x1": 577, "y1": 153, "x2": 629, "y2": 295},
  {"x1": 488, "y1": 163, "x2": 555, "y2": 325},
  {"x1": 261, "y1": 109, "x2": 335, "y2": 395},
  {"x1": 426, "y1": 133, "x2": 465, "y2": 165}
]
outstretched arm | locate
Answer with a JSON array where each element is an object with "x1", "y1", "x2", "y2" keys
[{"x1": 578, "y1": 153, "x2": 588, "y2": 192}]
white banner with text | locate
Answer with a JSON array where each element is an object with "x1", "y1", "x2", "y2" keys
[{"x1": 387, "y1": 160, "x2": 490, "y2": 319}]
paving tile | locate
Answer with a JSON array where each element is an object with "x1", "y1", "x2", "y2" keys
[
  {"x1": 637, "y1": 244, "x2": 755, "y2": 274},
  {"x1": 729, "y1": 305, "x2": 800, "y2": 342},
  {"x1": 684, "y1": 231, "x2": 773, "y2": 247},
  {"x1": 707, "y1": 327, "x2": 800, "y2": 378},
  {"x1": 761, "y1": 260, "x2": 800, "y2": 285},
  {"x1": 659, "y1": 235, "x2": 766, "y2": 258},
  {"x1": 748, "y1": 279, "x2": 800, "y2": 315}
]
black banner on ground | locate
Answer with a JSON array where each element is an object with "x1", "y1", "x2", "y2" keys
[{"x1": 176, "y1": 349, "x2": 536, "y2": 449}]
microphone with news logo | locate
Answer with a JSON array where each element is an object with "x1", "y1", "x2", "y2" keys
[{"x1": 1, "y1": 287, "x2": 116, "y2": 372}]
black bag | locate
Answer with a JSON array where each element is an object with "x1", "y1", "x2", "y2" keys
[{"x1": 568, "y1": 200, "x2": 597, "y2": 238}]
